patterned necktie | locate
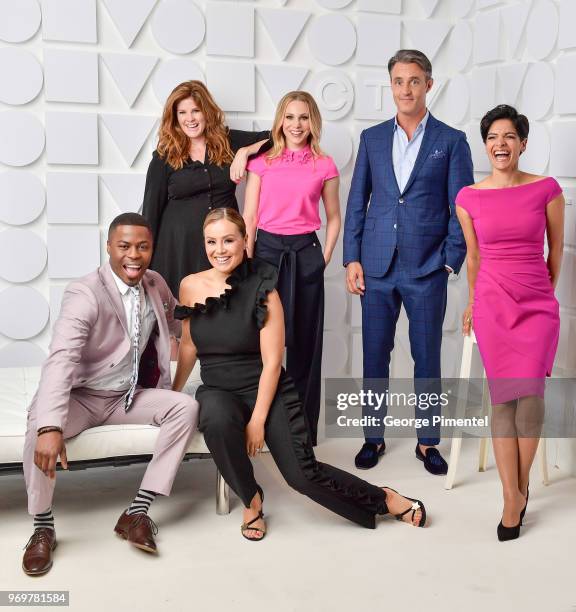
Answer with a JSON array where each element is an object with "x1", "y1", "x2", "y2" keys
[{"x1": 124, "y1": 285, "x2": 141, "y2": 411}]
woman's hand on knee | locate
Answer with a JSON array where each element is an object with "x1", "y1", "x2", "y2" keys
[{"x1": 245, "y1": 417, "x2": 265, "y2": 457}]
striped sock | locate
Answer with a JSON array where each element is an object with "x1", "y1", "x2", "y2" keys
[
  {"x1": 126, "y1": 489, "x2": 157, "y2": 516},
  {"x1": 34, "y1": 508, "x2": 55, "y2": 532}
]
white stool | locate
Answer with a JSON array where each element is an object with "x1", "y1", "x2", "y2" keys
[{"x1": 444, "y1": 331, "x2": 548, "y2": 489}]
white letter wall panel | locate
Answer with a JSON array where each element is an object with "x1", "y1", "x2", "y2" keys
[
  {"x1": 45, "y1": 112, "x2": 98, "y2": 165},
  {"x1": 0, "y1": 229, "x2": 47, "y2": 283},
  {"x1": 554, "y1": 54, "x2": 576, "y2": 115},
  {"x1": 356, "y1": 14, "x2": 401, "y2": 68},
  {"x1": 550, "y1": 122, "x2": 576, "y2": 178},
  {"x1": 152, "y1": 59, "x2": 204, "y2": 104},
  {"x1": 100, "y1": 114, "x2": 157, "y2": 167},
  {"x1": 47, "y1": 227, "x2": 100, "y2": 279},
  {"x1": 497, "y1": 63, "x2": 529, "y2": 107},
  {"x1": 0, "y1": 48, "x2": 43, "y2": 105},
  {"x1": 101, "y1": 0, "x2": 158, "y2": 48},
  {"x1": 0, "y1": 287, "x2": 49, "y2": 340},
  {"x1": 44, "y1": 49, "x2": 99, "y2": 104},
  {"x1": 257, "y1": 8, "x2": 310, "y2": 61},
  {"x1": 354, "y1": 70, "x2": 396, "y2": 121},
  {"x1": 100, "y1": 174, "x2": 146, "y2": 213},
  {"x1": 308, "y1": 70, "x2": 354, "y2": 121},
  {"x1": 41, "y1": 0, "x2": 97, "y2": 43},
  {"x1": 151, "y1": 0, "x2": 205, "y2": 54},
  {"x1": 526, "y1": 0, "x2": 559, "y2": 61},
  {"x1": 0, "y1": 171, "x2": 45, "y2": 226},
  {"x1": 206, "y1": 61, "x2": 255, "y2": 112},
  {"x1": 419, "y1": 0, "x2": 439, "y2": 19},
  {"x1": 403, "y1": 20, "x2": 452, "y2": 62},
  {"x1": 558, "y1": 0, "x2": 576, "y2": 50},
  {"x1": 519, "y1": 122, "x2": 550, "y2": 176},
  {"x1": 500, "y1": 2, "x2": 530, "y2": 59},
  {"x1": 451, "y1": 0, "x2": 474, "y2": 19},
  {"x1": 519, "y1": 63, "x2": 554, "y2": 121},
  {"x1": 448, "y1": 22, "x2": 473, "y2": 73},
  {"x1": 0, "y1": 342, "x2": 46, "y2": 367},
  {"x1": 101, "y1": 53, "x2": 158, "y2": 108},
  {"x1": 358, "y1": 0, "x2": 401, "y2": 13},
  {"x1": 307, "y1": 14, "x2": 356, "y2": 66},
  {"x1": 46, "y1": 173, "x2": 99, "y2": 224},
  {"x1": 207, "y1": 3, "x2": 254, "y2": 58},
  {"x1": 0, "y1": 0, "x2": 41, "y2": 43},
  {"x1": 473, "y1": 10, "x2": 503, "y2": 65},
  {"x1": 257, "y1": 65, "x2": 308, "y2": 105},
  {"x1": 0, "y1": 111, "x2": 45, "y2": 167}
]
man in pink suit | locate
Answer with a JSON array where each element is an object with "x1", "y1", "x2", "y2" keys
[{"x1": 22, "y1": 213, "x2": 199, "y2": 576}]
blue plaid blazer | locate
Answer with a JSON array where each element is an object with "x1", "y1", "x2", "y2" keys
[{"x1": 343, "y1": 114, "x2": 474, "y2": 278}]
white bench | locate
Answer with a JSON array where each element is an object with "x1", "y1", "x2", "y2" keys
[{"x1": 0, "y1": 365, "x2": 231, "y2": 514}]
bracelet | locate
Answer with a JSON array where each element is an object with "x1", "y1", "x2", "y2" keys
[{"x1": 37, "y1": 426, "x2": 63, "y2": 436}]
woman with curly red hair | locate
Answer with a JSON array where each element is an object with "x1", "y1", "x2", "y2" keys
[{"x1": 143, "y1": 80, "x2": 269, "y2": 296}]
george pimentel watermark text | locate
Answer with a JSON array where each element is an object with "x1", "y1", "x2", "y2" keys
[{"x1": 324, "y1": 378, "x2": 576, "y2": 439}]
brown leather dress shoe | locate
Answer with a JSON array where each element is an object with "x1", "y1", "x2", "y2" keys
[
  {"x1": 114, "y1": 511, "x2": 158, "y2": 553},
  {"x1": 22, "y1": 528, "x2": 57, "y2": 576}
]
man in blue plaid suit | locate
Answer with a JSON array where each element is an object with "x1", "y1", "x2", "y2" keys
[{"x1": 343, "y1": 50, "x2": 474, "y2": 474}]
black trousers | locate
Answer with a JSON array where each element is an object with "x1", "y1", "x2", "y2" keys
[
  {"x1": 254, "y1": 229, "x2": 324, "y2": 445},
  {"x1": 197, "y1": 367, "x2": 388, "y2": 529}
]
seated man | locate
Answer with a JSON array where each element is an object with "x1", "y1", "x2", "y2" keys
[{"x1": 22, "y1": 213, "x2": 199, "y2": 576}]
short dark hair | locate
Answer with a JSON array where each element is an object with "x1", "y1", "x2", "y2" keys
[
  {"x1": 480, "y1": 104, "x2": 529, "y2": 143},
  {"x1": 108, "y1": 212, "x2": 153, "y2": 239},
  {"x1": 388, "y1": 49, "x2": 433, "y2": 80}
]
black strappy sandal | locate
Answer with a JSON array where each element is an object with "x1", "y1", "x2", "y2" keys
[
  {"x1": 384, "y1": 488, "x2": 427, "y2": 528},
  {"x1": 241, "y1": 485, "x2": 266, "y2": 542}
]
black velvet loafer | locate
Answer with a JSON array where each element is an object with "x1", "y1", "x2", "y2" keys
[
  {"x1": 354, "y1": 442, "x2": 386, "y2": 470},
  {"x1": 415, "y1": 444, "x2": 448, "y2": 475}
]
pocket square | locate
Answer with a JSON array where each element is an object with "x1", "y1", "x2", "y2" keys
[{"x1": 429, "y1": 149, "x2": 446, "y2": 160}]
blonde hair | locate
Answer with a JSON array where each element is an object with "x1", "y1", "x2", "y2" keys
[
  {"x1": 157, "y1": 80, "x2": 234, "y2": 170},
  {"x1": 203, "y1": 207, "x2": 246, "y2": 238},
  {"x1": 267, "y1": 91, "x2": 325, "y2": 162}
]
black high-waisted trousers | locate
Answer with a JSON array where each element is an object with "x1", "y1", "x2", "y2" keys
[
  {"x1": 254, "y1": 229, "x2": 324, "y2": 445},
  {"x1": 197, "y1": 355, "x2": 388, "y2": 529}
]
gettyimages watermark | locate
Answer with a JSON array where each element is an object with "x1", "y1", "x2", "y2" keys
[{"x1": 324, "y1": 378, "x2": 576, "y2": 439}]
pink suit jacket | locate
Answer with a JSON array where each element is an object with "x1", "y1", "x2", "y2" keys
[{"x1": 31, "y1": 262, "x2": 180, "y2": 430}]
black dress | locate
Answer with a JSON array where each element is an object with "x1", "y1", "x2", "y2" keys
[
  {"x1": 175, "y1": 258, "x2": 389, "y2": 529},
  {"x1": 142, "y1": 129, "x2": 269, "y2": 297}
]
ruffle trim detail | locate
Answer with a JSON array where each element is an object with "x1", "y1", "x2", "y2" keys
[
  {"x1": 281, "y1": 146, "x2": 312, "y2": 164},
  {"x1": 254, "y1": 263, "x2": 278, "y2": 330},
  {"x1": 174, "y1": 257, "x2": 278, "y2": 327},
  {"x1": 276, "y1": 372, "x2": 386, "y2": 528}
]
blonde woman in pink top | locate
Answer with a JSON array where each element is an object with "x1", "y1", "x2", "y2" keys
[{"x1": 244, "y1": 91, "x2": 341, "y2": 444}]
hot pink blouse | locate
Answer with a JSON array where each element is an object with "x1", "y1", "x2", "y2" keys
[{"x1": 246, "y1": 146, "x2": 339, "y2": 235}]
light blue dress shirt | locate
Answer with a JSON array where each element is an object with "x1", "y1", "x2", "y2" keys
[{"x1": 392, "y1": 110, "x2": 429, "y2": 193}]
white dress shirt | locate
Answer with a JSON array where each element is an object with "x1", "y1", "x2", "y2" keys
[{"x1": 86, "y1": 270, "x2": 157, "y2": 391}]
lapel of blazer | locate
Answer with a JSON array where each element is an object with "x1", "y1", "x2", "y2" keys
[
  {"x1": 401, "y1": 113, "x2": 442, "y2": 196},
  {"x1": 99, "y1": 263, "x2": 129, "y2": 337},
  {"x1": 141, "y1": 272, "x2": 169, "y2": 367},
  {"x1": 383, "y1": 119, "x2": 400, "y2": 195},
  {"x1": 376, "y1": 120, "x2": 400, "y2": 196}
]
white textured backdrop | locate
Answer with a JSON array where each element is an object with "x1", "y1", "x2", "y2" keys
[{"x1": 0, "y1": 0, "x2": 574, "y2": 462}]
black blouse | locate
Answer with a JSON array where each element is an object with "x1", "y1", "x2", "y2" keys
[{"x1": 142, "y1": 128, "x2": 270, "y2": 244}]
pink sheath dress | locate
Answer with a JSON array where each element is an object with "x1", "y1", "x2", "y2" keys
[{"x1": 456, "y1": 177, "x2": 562, "y2": 404}]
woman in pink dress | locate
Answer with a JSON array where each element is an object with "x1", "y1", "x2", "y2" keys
[
  {"x1": 456, "y1": 105, "x2": 565, "y2": 541},
  {"x1": 243, "y1": 91, "x2": 341, "y2": 445}
]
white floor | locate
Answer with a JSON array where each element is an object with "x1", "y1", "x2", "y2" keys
[{"x1": 1, "y1": 437, "x2": 574, "y2": 612}]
